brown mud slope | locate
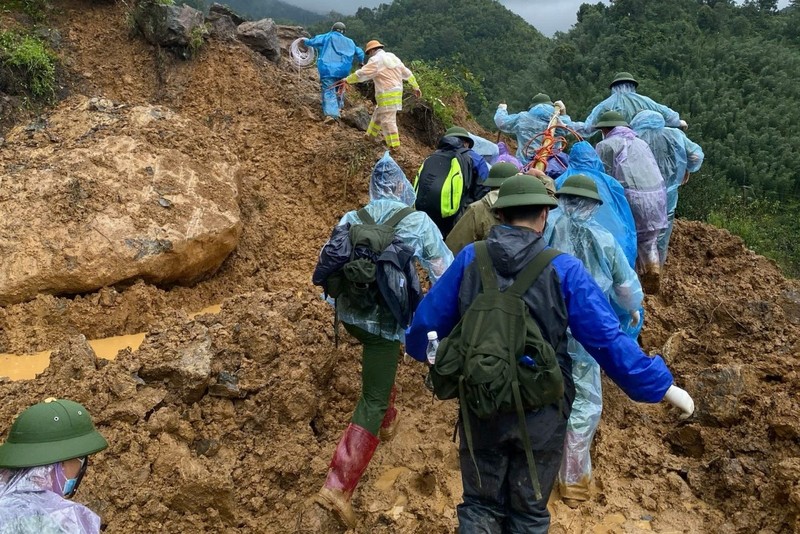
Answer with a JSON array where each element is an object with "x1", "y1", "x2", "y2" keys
[{"x1": 0, "y1": 1, "x2": 798, "y2": 533}]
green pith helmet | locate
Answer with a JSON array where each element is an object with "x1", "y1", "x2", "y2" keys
[
  {"x1": 556, "y1": 174, "x2": 604, "y2": 204},
  {"x1": 595, "y1": 110, "x2": 629, "y2": 128},
  {"x1": 529, "y1": 93, "x2": 553, "y2": 107},
  {"x1": 443, "y1": 126, "x2": 474, "y2": 147},
  {"x1": 484, "y1": 162, "x2": 520, "y2": 188},
  {"x1": 609, "y1": 72, "x2": 638, "y2": 89},
  {"x1": 493, "y1": 174, "x2": 558, "y2": 210},
  {"x1": 331, "y1": 21, "x2": 346, "y2": 32},
  {"x1": 0, "y1": 398, "x2": 108, "y2": 469}
]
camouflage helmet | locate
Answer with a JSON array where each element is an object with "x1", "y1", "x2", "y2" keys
[{"x1": 0, "y1": 398, "x2": 108, "y2": 469}]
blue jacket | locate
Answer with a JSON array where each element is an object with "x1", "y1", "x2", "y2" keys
[
  {"x1": 304, "y1": 31, "x2": 365, "y2": 80},
  {"x1": 406, "y1": 225, "x2": 673, "y2": 403}
]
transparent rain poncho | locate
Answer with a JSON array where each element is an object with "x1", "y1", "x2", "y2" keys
[
  {"x1": 546, "y1": 196, "x2": 644, "y2": 500},
  {"x1": 491, "y1": 142, "x2": 522, "y2": 169},
  {"x1": 494, "y1": 103, "x2": 581, "y2": 164},
  {"x1": 332, "y1": 152, "x2": 454, "y2": 342},
  {"x1": 304, "y1": 31, "x2": 364, "y2": 79},
  {"x1": 556, "y1": 142, "x2": 637, "y2": 267},
  {"x1": 468, "y1": 133, "x2": 499, "y2": 163},
  {"x1": 583, "y1": 82, "x2": 681, "y2": 135},
  {"x1": 0, "y1": 465, "x2": 101, "y2": 534}
]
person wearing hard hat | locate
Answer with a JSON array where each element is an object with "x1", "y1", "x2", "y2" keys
[
  {"x1": 594, "y1": 110, "x2": 668, "y2": 294},
  {"x1": 0, "y1": 398, "x2": 109, "y2": 533},
  {"x1": 302, "y1": 22, "x2": 365, "y2": 121},
  {"x1": 406, "y1": 174, "x2": 694, "y2": 534},
  {"x1": 494, "y1": 92, "x2": 581, "y2": 165},
  {"x1": 445, "y1": 163, "x2": 523, "y2": 254},
  {"x1": 546, "y1": 175, "x2": 644, "y2": 508},
  {"x1": 582, "y1": 72, "x2": 685, "y2": 135},
  {"x1": 342, "y1": 40, "x2": 421, "y2": 149}
]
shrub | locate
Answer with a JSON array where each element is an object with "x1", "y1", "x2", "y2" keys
[{"x1": 0, "y1": 30, "x2": 57, "y2": 100}]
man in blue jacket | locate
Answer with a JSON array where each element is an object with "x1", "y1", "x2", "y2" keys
[
  {"x1": 406, "y1": 174, "x2": 695, "y2": 533},
  {"x1": 303, "y1": 22, "x2": 365, "y2": 120}
]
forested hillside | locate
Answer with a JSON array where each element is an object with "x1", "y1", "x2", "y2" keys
[
  {"x1": 317, "y1": 0, "x2": 800, "y2": 275},
  {"x1": 181, "y1": 0, "x2": 324, "y2": 24}
]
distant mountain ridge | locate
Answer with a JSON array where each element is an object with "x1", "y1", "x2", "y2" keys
[{"x1": 180, "y1": 0, "x2": 325, "y2": 25}]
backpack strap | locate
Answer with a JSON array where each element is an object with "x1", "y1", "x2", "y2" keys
[
  {"x1": 507, "y1": 248, "x2": 561, "y2": 298},
  {"x1": 474, "y1": 241, "x2": 498, "y2": 291},
  {"x1": 357, "y1": 208, "x2": 376, "y2": 225},
  {"x1": 384, "y1": 206, "x2": 415, "y2": 228}
]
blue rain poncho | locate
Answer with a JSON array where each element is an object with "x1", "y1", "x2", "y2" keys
[
  {"x1": 332, "y1": 152, "x2": 454, "y2": 342},
  {"x1": 631, "y1": 111, "x2": 704, "y2": 264},
  {"x1": 303, "y1": 31, "x2": 364, "y2": 79},
  {"x1": 583, "y1": 82, "x2": 681, "y2": 135},
  {"x1": 546, "y1": 196, "x2": 644, "y2": 497},
  {"x1": 0, "y1": 465, "x2": 101, "y2": 533},
  {"x1": 556, "y1": 142, "x2": 637, "y2": 268},
  {"x1": 494, "y1": 103, "x2": 581, "y2": 164}
]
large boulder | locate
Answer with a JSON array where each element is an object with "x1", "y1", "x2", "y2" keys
[
  {"x1": 133, "y1": 2, "x2": 206, "y2": 48},
  {"x1": 0, "y1": 95, "x2": 241, "y2": 305},
  {"x1": 236, "y1": 19, "x2": 281, "y2": 63},
  {"x1": 206, "y1": 3, "x2": 243, "y2": 42}
]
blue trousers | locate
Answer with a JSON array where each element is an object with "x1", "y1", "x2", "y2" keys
[
  {"x1": 320, "y1": 76, "x2": 344, "y2": 118},
  {"x1": 457, "y1": 404, "x2": 568, "y2": 534}
]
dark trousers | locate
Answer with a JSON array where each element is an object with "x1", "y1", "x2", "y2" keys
[
  {"x1": 343, "y1": 323, "x2": 400, "y2": 436},
  {"x1": 457, "y1": 404, "x2": 568, "y2": 534}
]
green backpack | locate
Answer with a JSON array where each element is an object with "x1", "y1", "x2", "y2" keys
[{"x1": 430, "y1": 241, "x2": 565, "y2": 499}]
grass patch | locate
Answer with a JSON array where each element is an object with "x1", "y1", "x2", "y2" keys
[
  {"x1": 0, "y1": 30, "x2": 57, "y2": 100},
  {"x1": 1, "y1": 0, "x2": 49, "y2": 22}
]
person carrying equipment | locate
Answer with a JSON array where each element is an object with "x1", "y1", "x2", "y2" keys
[
  {"x1": 595, "y1": 111, "x2": 668, "y2": 294},
  {"x1": 406, "y1": 174, "x2": 694, "y2": 533},
  {"x1": 302, "y1": 22, "x2": 365, "y2": 121},
  {"x1": 0, "y1": 398, "x2": 109, "y2": 533},
  {"x1": 631, "y1": 110, "x2": 704, "y2": 265},
  {"x1": 311, "y1": 152, "x2": 452, "y2": 529},
  {"x1": 342, "y1": 40, "x2": 421, "y2": 149},
  {"x1": 545, "y1": 175, "x2": 644, "y2": 507}
]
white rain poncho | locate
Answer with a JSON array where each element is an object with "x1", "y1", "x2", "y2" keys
[
  {"x1": 545, "y1": 196, "x2": 643, "y2": 501},
  {"x1": 631, "y1": 111, "x2": 705, "y2": 264},
  {"x1": 467, "y1": 133, "x2": 499, "y2": 163},
  {"x1": 596, "y1": 127, "x2": 668, "y2": 270},
  {"x1": 494, "y1": 103, "x2": 581, "y2": 164},
  {"x1": 0, "y1": 465, "x2": 100, "y2": 534},
  {"x1": 583, "y1": 82, "x2": 681, "y2": 135},
  {"x1": 334, "y1": 152, "x2": 453, "y2": 342}
]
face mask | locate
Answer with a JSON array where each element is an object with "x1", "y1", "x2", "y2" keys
[{"x1": 55, "y1": 457, "x2": 87, "y2": 498}]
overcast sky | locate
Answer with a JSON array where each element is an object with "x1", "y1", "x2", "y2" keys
[{"x1": 288, "y1": 0, "x2": 791, "y2": 36}]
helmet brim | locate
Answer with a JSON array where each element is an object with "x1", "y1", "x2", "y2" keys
[{"x1": 0, "y1": 429, "x2": 108, "y2": 469}]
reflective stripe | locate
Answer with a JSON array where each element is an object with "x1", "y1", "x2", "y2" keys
[
  {"x1": 344, "y1": 74, "x2": 358, "y2": 84},
  {"x1": 367, "y1": 121, "x2": 382, "y2": 135},
  {"x1": 376, "y1": 90, "x2": 403, "y2": 106},
  {"x1": 407, "y1": 74, "x2": 419, "y2": 90},
  {"x1": 384, "y1": 133, "x2": 400, "y2": 148}
]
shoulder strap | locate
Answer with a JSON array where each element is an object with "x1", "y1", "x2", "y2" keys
[
  {"x1": 507, "y1": 248, "x2": 561, "y2": 298},
  {"x1": 474, "y1": 241, "x2": 498, "y2": 291},
  {"x1": 357, "y1": 208, "x2": 375, "y2": 225},
  {"x1": 384, "y1": 206, "x2": 415, "y2": 228}
]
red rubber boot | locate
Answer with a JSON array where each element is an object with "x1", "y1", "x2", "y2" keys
[{"x1": 316, "y1": 424, "x2": 379, "y2": 528}]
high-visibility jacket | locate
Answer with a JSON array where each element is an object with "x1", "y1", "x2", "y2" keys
[{"x1": 345, "y1": 49, "x2": 419, "y2": 110}]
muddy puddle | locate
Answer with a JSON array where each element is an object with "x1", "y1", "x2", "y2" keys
[{"x1": 0, "y1": 304, "x2": 221, "y2": 380}]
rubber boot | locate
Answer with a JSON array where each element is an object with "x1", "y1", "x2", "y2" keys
[
  {"x1": 316, "y1": 423, "x2": 379, "y2": 529},
  {"x1": 379, "y1": 386, "x2": 399, "y2": 442}
]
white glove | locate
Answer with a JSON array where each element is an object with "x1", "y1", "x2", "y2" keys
[
  {"x1": 498, "y1": 103, "x2": 507, "y2": 110},
  {"x1": 663, "y1": 385, "x2": 694, "y2": 419},
  {"x1": 630, "y1": 309, "x2": 641, "y2": 328},
  {"x1": 554, "y1": 100, "x2": 566, "y2": 115},
  {"x1": 678, "y1": 119, "x2": 688, "y2": 130}
]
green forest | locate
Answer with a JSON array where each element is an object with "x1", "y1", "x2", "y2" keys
[
  {"x1": 308, "y1": 0, "x2": 800, "y2": 276},
  {"x1": 181, "y1": 0, "x2": 324, "y2": 25}
]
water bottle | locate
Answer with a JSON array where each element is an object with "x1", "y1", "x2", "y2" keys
[
  {"x1": 426, "y1": 331, "x2": 439, "y2": 365},
  {"x1": 519, "y1": 355, "x2": 536, "y2": 367}
]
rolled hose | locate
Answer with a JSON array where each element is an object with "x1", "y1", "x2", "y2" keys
[{"x1": 290, "y1": 38, "x2": 316, "y2": 68}]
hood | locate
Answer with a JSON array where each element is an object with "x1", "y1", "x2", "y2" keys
[
  {"x1": 328, "y1": 31, "x2": 356, "y2": 57},
  {"x1": 630, "y1": 110, "x2": 665, "y2": 132},
  {"x1": 369, "y1": 151, "x2": 416, "y2": 206},
  {"x1": 567, "y1": 141, "x2": 605, "y2": 174},
  {"x1": 437, "y1": 135, "x2": 464, "y2": 151},
  {"x1": 527, "y1": 103, "x2": 556, "y2": 121},
  {"x1": 485, "y1": 225, "x2": 547, "y2": 278}
]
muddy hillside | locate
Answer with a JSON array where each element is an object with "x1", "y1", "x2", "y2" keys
[{"x1": 1, "y1": 1, "x2": 798, "y2": 533}]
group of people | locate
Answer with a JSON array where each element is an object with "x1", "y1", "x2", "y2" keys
[{"x1": 311, "y1": 75, "x2": 701, "y2": 534}]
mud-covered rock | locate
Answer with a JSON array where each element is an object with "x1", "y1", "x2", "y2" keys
[
  {"x1": 342, "y1": 104, "x2": 372, "y2": 132},
  {"x1": 692, "y1": 365, "x2": 746, "y2": 427},
  {"x1": 0, "y1": 95, "x2": 241, "y2": 305},
  {"x1": 133, "y1": 2, "x2": 205, "y2": 48},
  {"x1": 236, "y1": 19, "x2": 280, "y2": 62}
]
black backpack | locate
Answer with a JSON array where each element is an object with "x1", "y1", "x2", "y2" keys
[
  {"x1": 431, "y1": 241, "x2": 564, "y2": 499},
  {"x1": 413, "y1": 147, "x2": 473, "y2": 226},
  {"x1": 313, "y1": 207, "x2": 420, "y2": 343}
]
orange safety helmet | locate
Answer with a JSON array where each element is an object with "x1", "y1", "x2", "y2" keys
[{"x1": 364, "y1": 40, "x2": 385, "y2": 54}]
